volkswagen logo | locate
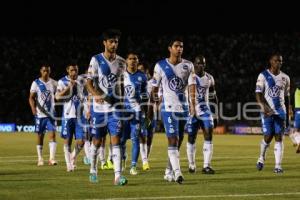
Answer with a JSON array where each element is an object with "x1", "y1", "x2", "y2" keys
[
  {"x1": 168, "y1": 76, "x2": 184, "y2": 91},
  {"x1": 268, "y1": 85, "x2": 280, "y2": 98}
]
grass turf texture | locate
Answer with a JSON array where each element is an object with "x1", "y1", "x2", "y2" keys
[{"x1": 0, "y1": 133, "x2": 300, "y2": 200}]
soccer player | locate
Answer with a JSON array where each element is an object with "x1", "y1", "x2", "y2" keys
[
  {"x1": 120, "y1": 53, "x2": 148, "y2": 175},
  {"x1": 86, "y1": 29, "x2": 127, "y2": 185},
  {"x1": 149, "y1": 37, "x2": 196, "y2": 184},
  {"x1": 289, "y1": 80, "x2": 300, "y2": 152},
  {"x1": 138, "y1": 62, "x2": 156, "y2": 170},
  {"x1": 55, "y1": 64, "x2": 85, "y2": 172},
  {"x1": 255, "y1": 53, "x2": 290, "y2": 173},
  {"x1": 29, "y1": 65, "x2": 58, "y2": 166},
  {"x1": 186, "y1": 55, "x2": 218, "y2": 174}
]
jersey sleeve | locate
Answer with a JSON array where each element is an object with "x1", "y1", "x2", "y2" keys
[
  {"x1": 56, "y1": 80, "x2": 66, "y2": 93},
  {"x1": 255, "y1": 73, "x2": 265, "y2": 93},
  {"x1": 30, "y1": 81, "x2": 38, "y2": 93},
  {"x1": 188, "y1": 63, "x2": 196, "y2": 86},
  {"x1": 87, "y1": 57, "x2": 99, "y2": 80},
  {"x1": 285, "y1": 75, "x2": 290, "y2": 97},
  {"x1": 152, "y1": 63, "x2": 162, "y2": 87}
]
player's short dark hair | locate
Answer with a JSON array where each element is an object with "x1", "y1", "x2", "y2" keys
[
  {"x1": 269, "y1": 52, "x2": 282, "y2": 60},
  {"x1": 102, "y1": 29, "x2": 122, "y2": 41},
  {"x1": 66, "y1": 63, "x2": 78, "y2": 70},
  {"x1": 168, "y1": 36, "x2": 184, "y2": 47},
  {"x1": 194, "y1": 54, "x2": 205, "y2": 62},
  {"x1": 126, "y1": 51, "x2": 139, "y2": 58},
  {"x1": 40, "y1": 64, "x2": 50, "y2": 68}
]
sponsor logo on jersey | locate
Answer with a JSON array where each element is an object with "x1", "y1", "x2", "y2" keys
[
  {"x1": 168, "y1": 76, "x2": 184, "y2": 91},
  {"x1": 124, "y1": 85, "x2": 135, "y2": 98},
  {"x1": 197, "y1": 86, "x2": 206, "y2": 99},
  {"x1": 268, "y1": 85, "x2": 280, "y2": 98}
]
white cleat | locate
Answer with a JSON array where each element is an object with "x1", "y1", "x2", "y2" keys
[
  {"x1": 48, "y1": 159, "x2": 58, "y2": 166},
  {"x1": 163, "y1": 173, "x2": 174, "y2": 182},
  {"x1": 67, "y1": 164, "x2": 74, "y2": 172},
  {"x1": 37, "y1": 159, "x2": 44, "y2": 166}
]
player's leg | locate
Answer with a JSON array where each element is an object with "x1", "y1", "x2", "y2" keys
[
  {"x1": 106, "y1": 137, "x2": 114, "y2": 169},
  {"x1": 201, "y1": 113, "x2": 215, "y2": 174},
  {"x1": 89, "y1": 112, "x2": 106, "y2": 183},
  {"x1": 61, "y1": 119, "x2": 75, "y2": 172},
  {"x1": 46, "y1": 118, "x2": 57, "y2": 165},
  {"x1": 273, "y1": 115, "x2": 285, "y2": 173},
  {"x1": 83, "y1": 119, "x2": 92, "y2": 165},
  {"x1": 293, "y1": 111, "x2": 300, "y2": 152},
  {"x1": 140, "y1": 123, "x2": 149, "y2": 171},
  {"x1": 120, "y1": 118, "x2": 130, "y2": 172},
  {"x1": 129, "y1": 113, "x2": 141, "y2": 175},
  {"x1": 70, "y1": 118, "x2": 85, "y2": 169},
  {"x1": 186, "y1": 116, "x2": 199, "y2": 173},
  {"x1": 108, "y1": 112, "x2": 127, "y2": 186},
  {"x1": 146, "y1": 121, "x2": 155, "y2": 158},
  {"x1": 98, "y1": 136, "x2": 107, "y2": 169},
  {"x1": 257, "y1": 115, "x2": 274, "y2": 171},
  {"x1": 35, "y1": 117, "x2": 46, "y2": 166},
  {"x1": 162, "y1": 111, "x2": 184, "y2": 184}
]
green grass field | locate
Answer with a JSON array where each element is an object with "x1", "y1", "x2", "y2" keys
[{"x1": 1, "y1": 133, "x2": 300, "y2": 200}]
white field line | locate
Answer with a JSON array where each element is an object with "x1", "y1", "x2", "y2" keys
[{"x1": 84, "y1": 192, "x2": 300, "y2": 200}]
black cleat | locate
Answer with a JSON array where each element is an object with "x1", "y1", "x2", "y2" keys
[
  {"x1": 274, "y1": 168, "x2": 284, "y2": 174},
  {"x1": 202, "y1": 167, "x2": 215, "y2": 174},
  {"x1": 188, "y1": 166, "x2": 196, "y2": 173},
  {"x1": 175, "y1": 175, "x2": 184, "y2": 184},
  {"x1": 256, "y1": 162, "x2": 264, "y2": 171}
]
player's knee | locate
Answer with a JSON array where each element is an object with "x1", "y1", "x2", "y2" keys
[
  {"x1": 274, "y1": 135, "x2": 283, "y2": 142},
  {"x1": 188, "y1": 135, "x2": 196, "y2": 144}
]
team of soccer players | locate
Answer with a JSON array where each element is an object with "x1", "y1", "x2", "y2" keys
[{"x1": 29, "y1": 29, "x2": 297, "y2": 185}]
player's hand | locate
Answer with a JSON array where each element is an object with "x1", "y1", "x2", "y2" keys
[
  {"x1": 189, "y1": 106, "x2": 196, "y2": 117},
  {"x1": 85, "y1": 111, "x2": 91, "y2": 120},
  {"x1": 262, "y1": 105, "x2": 274, "y2": 116},
  {"x1": 32, "y1": 108, "x2": 37, "y2": 116},
  {"x1": 213, "y1": 117, "x2": 219, "y2": 128}
]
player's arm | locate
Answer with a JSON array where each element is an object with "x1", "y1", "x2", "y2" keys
[
  {"x1": 285, "y1": 76, "x2": 291, "y2": 127},
  {"x1": 188, "y1": 84, "x2": 196, "y2": 116},
  {"x1": 55, "y1": 80, "x2": 76, "y2": 101},
  {"x1": 29, "y1": 92, "x2": 37, "y2": 116},
  {"x1": 209, "y1": 84, "x2": 219, "y2": 127},
  {"x1": 147, "y1": 64, "x2": 161, "y2": 120},
  {"x1": 188, "y1": 64, "x2": 197, "y2": 116},
  {"x1": 140, "y1": 77, "x2": 149, "y2": 115}
]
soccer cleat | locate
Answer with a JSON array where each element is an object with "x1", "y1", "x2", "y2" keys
[
  {"x1": 130, "y1": 167, "x2": 138, "y2": 175},
  {"x1": 188, "y1": 165, "x2": 196, "y2": 173},
  {"x1": 89, "y1": 173, "x2": 98, "y2": 183},
  {"x1": 256, "y1": 161, "x2": 264, "y2": 171},
  {"x1": 107, "y1": 160, "x2": 114, "y2": 170},
  {"x1": 67, "y1": 164, "x2": 74, "y2": 172},
  {"x1": 37, "y1": 159, "x2": 44, "y2": 166},
  {"x1": 174, "y1": 173, "x2": 184, "y2": 184},
  {"x1": 202, "y1": 167, "x2": 215, "y2": 174},
  {"x1": 48, "y1": 159, "x2": 58, "y2": 166},
  {"x1": 142, "y1": 162, "x2": 150, "y2": 171},
  {"x1": 274, "y1": 168, "x2": 284, "y2": 174},
  {"x1": 164, "y1": 173, "x2": 175, "y2": 182},
  {"x1": 114, "y1": 176, "x2": 128, "y2": 186},
  {"x1": 83, "y1": 156, "x2": 90, "y2": 165}
]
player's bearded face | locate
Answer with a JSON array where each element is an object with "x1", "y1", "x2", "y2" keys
[
  {"x1": 194, "y1": 58, "x2": 206, "y2": 74},
  {"x1": 169, "y1": 41, "x2": 183, "y2": 57},
  {"x1": 104, "y1": 38, "x2": 119, "y2": 53}
]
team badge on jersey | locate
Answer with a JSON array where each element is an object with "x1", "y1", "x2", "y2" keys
[
  {"x1": 197, "y1": 86, "x2": 206, "y2": 99},
  {"x1": 101, "y1": 73, "x2": 117, "y2": 88}
]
